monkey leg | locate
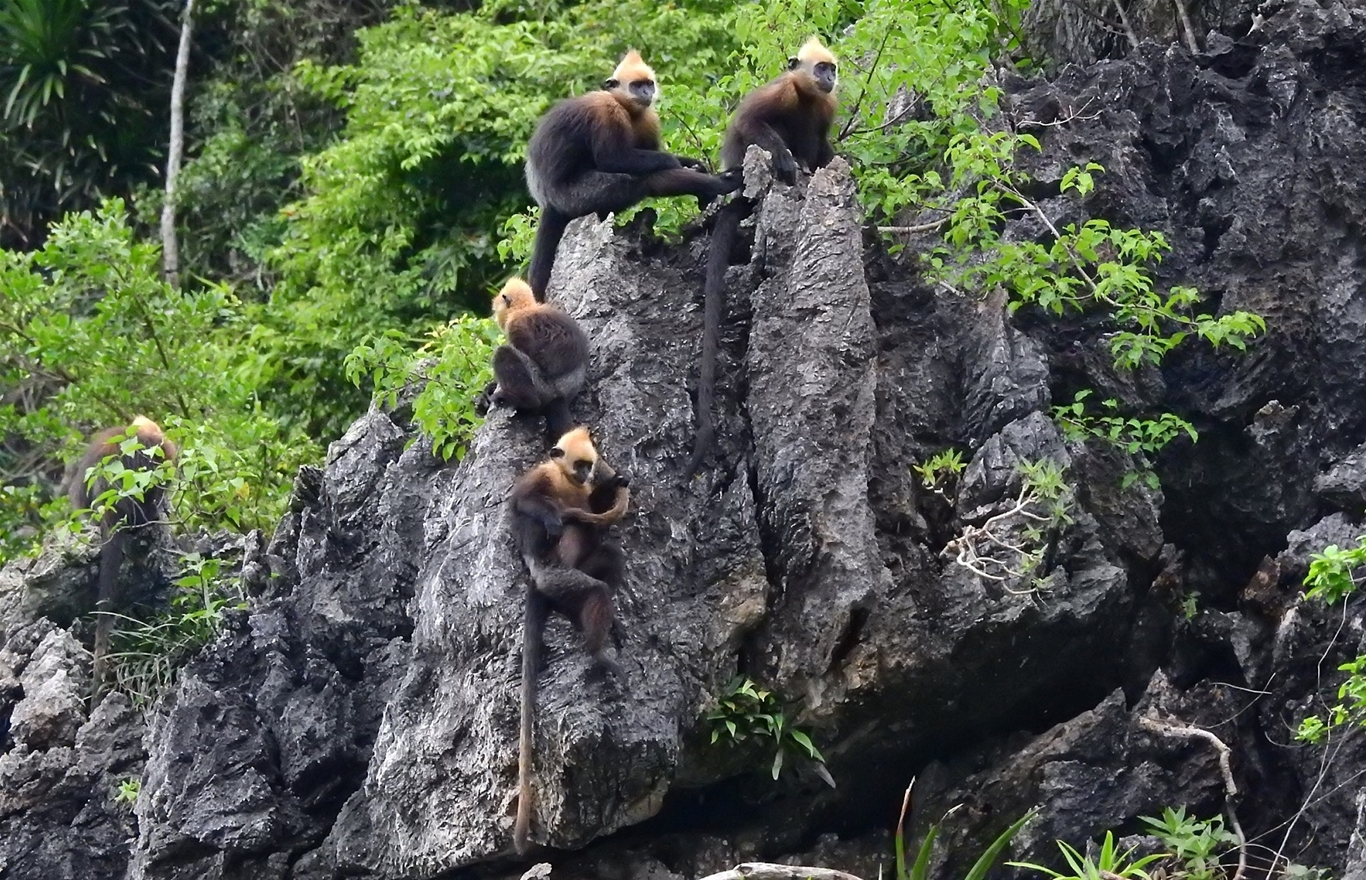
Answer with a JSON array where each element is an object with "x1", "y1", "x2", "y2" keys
[
  {"x1": 528, "y1": 207, "x2": 573, "y2": 301},
  {"x1": 643, "y1": 168, "x2": 742, "y2": 207},
  {"x1": 492, "y1": 346, "x2": 554, "y2": 410},
  {"x1": 528, "y1": 562, "x2": 620, "y2": 674}
]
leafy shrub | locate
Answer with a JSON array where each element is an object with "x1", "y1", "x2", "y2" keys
[
  {"x1": 0, "y1": 199, "x2": 316, "y2": 565},
  {"x1": 705, "y1": 676, "x2": 834, "y2": 787}
]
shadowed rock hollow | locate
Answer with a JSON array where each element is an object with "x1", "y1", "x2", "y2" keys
[{"x1": 2, "y1": 1, "x2": 1366, "y2": 877}]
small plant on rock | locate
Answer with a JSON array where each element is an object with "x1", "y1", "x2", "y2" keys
[
  {"x1": 113, "y1": 777, "x2": 140, "y2": 805},
  {"x1": 105, "y1": 552, "x2": 246, "y2": 705},
  {"x1": 893, "y1": 781, "x2": 1035, "y2": 880},
  {"x1": 1010, "y1": 830, "x2": 1168, "y2": 880},
  {"x1": 1293, "y1": 536, "x2": 1366, "y2": 743},
  {"x1": 705, "y1": 676, "x2": 834, "y2": 788},
  {"x1": 1141, "y1": 807, "x2": 1238, "y2": 880},
  {"x1": 946, "y1": 459, "x2": 1073, "y2": 589},
  {"x1": 1053, "y1": 390, "x2": 1197, "y2": 490},
  {"x1": 915, "y1": 448, "x2": 967, "y2": 496}
]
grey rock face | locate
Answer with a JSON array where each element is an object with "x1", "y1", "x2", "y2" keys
[{"x1": 4, "y1": 1, "x2": 1366, "y2": 876}]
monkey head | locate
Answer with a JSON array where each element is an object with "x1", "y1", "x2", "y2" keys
[
  {"x1": 789, "y1": 37, "x2": 838, "y2": 94},
  {"x1": 493, "y1": 276, "x2": 537, "y2": 331},
  {"x1": 549, "y1": 427, "x2": 629, "y2": 489},
  {"x1": 604, "y1": 50, "x2": 659, "y2": 111}
]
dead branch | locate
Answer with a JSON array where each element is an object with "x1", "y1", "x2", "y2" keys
[
  {"x1": 697, "y1": 865, "x2": 867, "y2": 880},
  {"x1": 1138, "y1": 716, "x2": 1247, "y2": 880},
  {"x1": 1112, "y1": 0, "x2": 1140, "y2": 50},
  {"x1": 1172, "y1": 0, "x2": 1201, "y2": 53}
]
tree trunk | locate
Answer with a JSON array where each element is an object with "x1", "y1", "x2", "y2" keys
[{"x1": 160, "y1": 0, "x2": 195, "y2": 288}]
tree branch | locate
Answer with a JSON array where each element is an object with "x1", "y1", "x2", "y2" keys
[
  {"x1": 160, "y1": 0, "x2": 195, "y2": 288},
  {"x1": 698, "y1": 865, "x2": 867, "y2": 880}
]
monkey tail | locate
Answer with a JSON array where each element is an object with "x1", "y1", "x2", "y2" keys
[
  {"x1": 686, "y1": 201, "x2": 746, "y2": 478},
  {"x1": 528, "y1": 208, "x2": 572, "y2": 302},
  {"x1": 91, "y1": 529, "x2": 126, "y2": 692},
  {"x1": 542, "y1": 398, "x2": 574, "y2": 446},
  {"x1": 515, "y1": 584, "x2": 544, "y2": 854}
]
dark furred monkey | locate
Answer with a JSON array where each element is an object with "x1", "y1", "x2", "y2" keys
[
  {"x1": 477, "y1": 276, "x2": 589, "y2": 442},
  {"x1": 687, "y1": 37, "x2": 839, "y2": 476},
  {"x1": 524, "y1": 50, "x2": 741, "y2": 300},
  {"x1": 511, "y1": 427, "x2": 630, "y2": 854},
  {"x1": 69, "y1": 416, "x2": 178, "y2": 688}
]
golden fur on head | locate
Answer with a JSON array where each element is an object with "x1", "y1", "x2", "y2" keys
[
  {"x1": 797, "y1": 36, "x2": 836, "y2": 66},
  {"x1": 554, "y1": 426, "x2": 597, "y2": 464},
  {"x1": 611, "y1": 50, "x2": 655, "y2": 86},
  {"x1": 493, "y1": 276, "x2": 537, "y2": 330},
  {"x1": 605, "y1": 50, "x2": 660, "y2": 110}
]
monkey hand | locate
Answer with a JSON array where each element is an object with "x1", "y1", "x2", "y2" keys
[
  {"x1": 677, "y1": 156, "x2": 708, "y2": 171},
  {"x1": 473, "y1": 381, "x2": 503, "y2": 415},
  {"x1": 772, "y1": 149, "x2": 799, "y2": 185}
]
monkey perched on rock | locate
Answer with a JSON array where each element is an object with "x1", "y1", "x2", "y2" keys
[
  {"x1": 524, "y1": 50, "x2": 741, "y2": 300},
  {"x1": 68, "y1": 416, "x2": 178, "y2": 688},
  {"x1": 476, "y1": 276, "x2": 589, "y2": 442},
  {"x1": 511, "y1": 426, "x2": 630, "y2": 853},
  {"x1": 687, "y1": 37, "x2": 839, "y2": 477}
]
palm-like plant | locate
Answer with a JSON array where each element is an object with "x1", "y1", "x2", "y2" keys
[{"x1": 0, "y1": 0, "x2": 176, "y2": 246}]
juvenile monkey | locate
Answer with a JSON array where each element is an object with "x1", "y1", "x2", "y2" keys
[
  {"x1": 687, "y1": 37, "x2": 839, "y2": 476},
  {"x1": 511, "y1": 426, "x2": 630, "y2": 853},
  {"x1": 477, "y1": 276, "x2": 589, "y2": 441},
  {"x1": 524, "y1": 50, "x2": 741, "y2": 300},
  {"x1": 68, "y1": 416, "x2": 178, "y2": 687}
]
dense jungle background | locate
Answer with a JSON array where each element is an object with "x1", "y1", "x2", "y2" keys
[{"x1": 3, "y1": 0, "x2": 1366, "y2": 878}]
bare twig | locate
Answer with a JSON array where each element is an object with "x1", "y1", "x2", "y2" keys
[
  {"x1": 160, "y1": 0, "x2": 195, "y2": 288},
  {"x1": 698, "y1": 865, "x2": 867, "y2": 880},
  {"x1": 1112, "y1": 0, "x2": 1140, "y2": 50},
  {"x1": 945, "y1": 482, "x2": 1055, "y2": 583},
  {"x1": 878, "y1": 218, "x2": 949, "y2": 235},
  {"x1": 1138, "y1": 716, "x2": 1247, "y2": 880},
  {"x1": 1171, "y1": 0, "x2": 1201, "y2": 53}
]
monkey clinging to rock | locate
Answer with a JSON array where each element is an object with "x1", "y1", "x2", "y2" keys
[
  {"x1": 476, "y1": 276, "x2": 589, "y2": 443},
  {"x1": 509, "y1": 426, "x2": 631, "y2": 853}
]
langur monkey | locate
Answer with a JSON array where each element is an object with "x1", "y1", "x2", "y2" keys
[
  {"x1": 524, "y1": 50, "x2": 741, "y2": 300},
  {"x1": 687, "y1": 37, "x2": 839, "y2": 476},
  {"x1": 477, "y1": 276, "x2": 589, "y2": 442},
  {"x1": 510, "y1": 427, "x2": 630, "y2": 853},
  {"x1": 68, "y1": 416, "x2": 178, "y2": 688}
]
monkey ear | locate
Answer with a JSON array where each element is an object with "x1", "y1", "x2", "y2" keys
[
  {"x1": 603, "y1": 78, "x2": 619, "y2": 90},
  {"x1": 787, "y1": 57, "x2": 800, "y2": 70},
  {"x1": 549, "y1": 447, "x2": 566, "y2": 459}
]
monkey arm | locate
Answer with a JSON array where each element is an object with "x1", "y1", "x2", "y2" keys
[
  {"x1": 728, "y1": 118, "x2": 799, "y2": 182},
  {"x1": 813, "y1": 137, "x2": 836, "y2": 170},
  {"x1": 562, "y1": 488, "x2": 629, "y2": 526},
  {"x1": 591, "y1": 129, "x2": 682, "y2": 175},
  {"x1": 514, "y1": 493, "x2": 565, "y2": 537}
]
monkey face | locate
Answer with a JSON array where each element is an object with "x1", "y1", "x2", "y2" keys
[{"x1": 812, "y1": 61, "x2": 837, "y2": 93}]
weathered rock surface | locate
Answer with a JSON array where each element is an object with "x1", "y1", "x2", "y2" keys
[{"x1": 3, "y1": 0, "x2": 1366, "y2": 877}]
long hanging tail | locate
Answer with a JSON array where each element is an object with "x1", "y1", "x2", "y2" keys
[
  {"x1": 514, "y1": 585, "x2": 544, "y2": 854},
  {"x1": 686, "y1": 201, "x2": 745, "y2": 478},
  {"x1": 542, "y1": 398, "x2": 574, "y2": 446},
  {"x1": 91, "y1": 529, "x2": 126, "y2": 691},
  {"x1": 527, "y1": 208, "x2": 573, "y2": 302}
]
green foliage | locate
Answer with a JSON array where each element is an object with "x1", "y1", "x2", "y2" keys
[
  {"x1": 104, "y1": 551, "x2": 246, "y2": 705},
  {"x1": 705, "y1": 676, "x2": 834, "y2": 787},
  {"x1": 0, "y1": 0, "x2": 176, "y2": 245},
  {"x1": 896, "y1": 802, "x2": 1036, "y2": 880},
  {"x1": 1140, "y1": 808, "x2": 1238, "y2": 880},
  {"x1": 926, "y1": 150, "x2": 1266, "y2": 372},
  {"x1": 0, "y1": 199, "x2": 316, "y2": 565},
  {"x1": 1054, "y1": 389, "x2": 1197, "y2": 489},
  {"x1": 914, "y1": 448, "x2": 966, "y2": 493},
  {"x1": 113, "y1": 776, "x2": 140, "y2": 804},
  {"x1": 947, "y1": 458, "x2": 1073, "y2": 587},
  {"x1": 1295, "y1": 536, "x2": 1366, "y2": 743},
  {"x1": 1010, "y1": 831, "x2": 1168, "y2": 880},
  {"x1": 344, "y1": 314, "x2": 501, "y2": 461}
]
